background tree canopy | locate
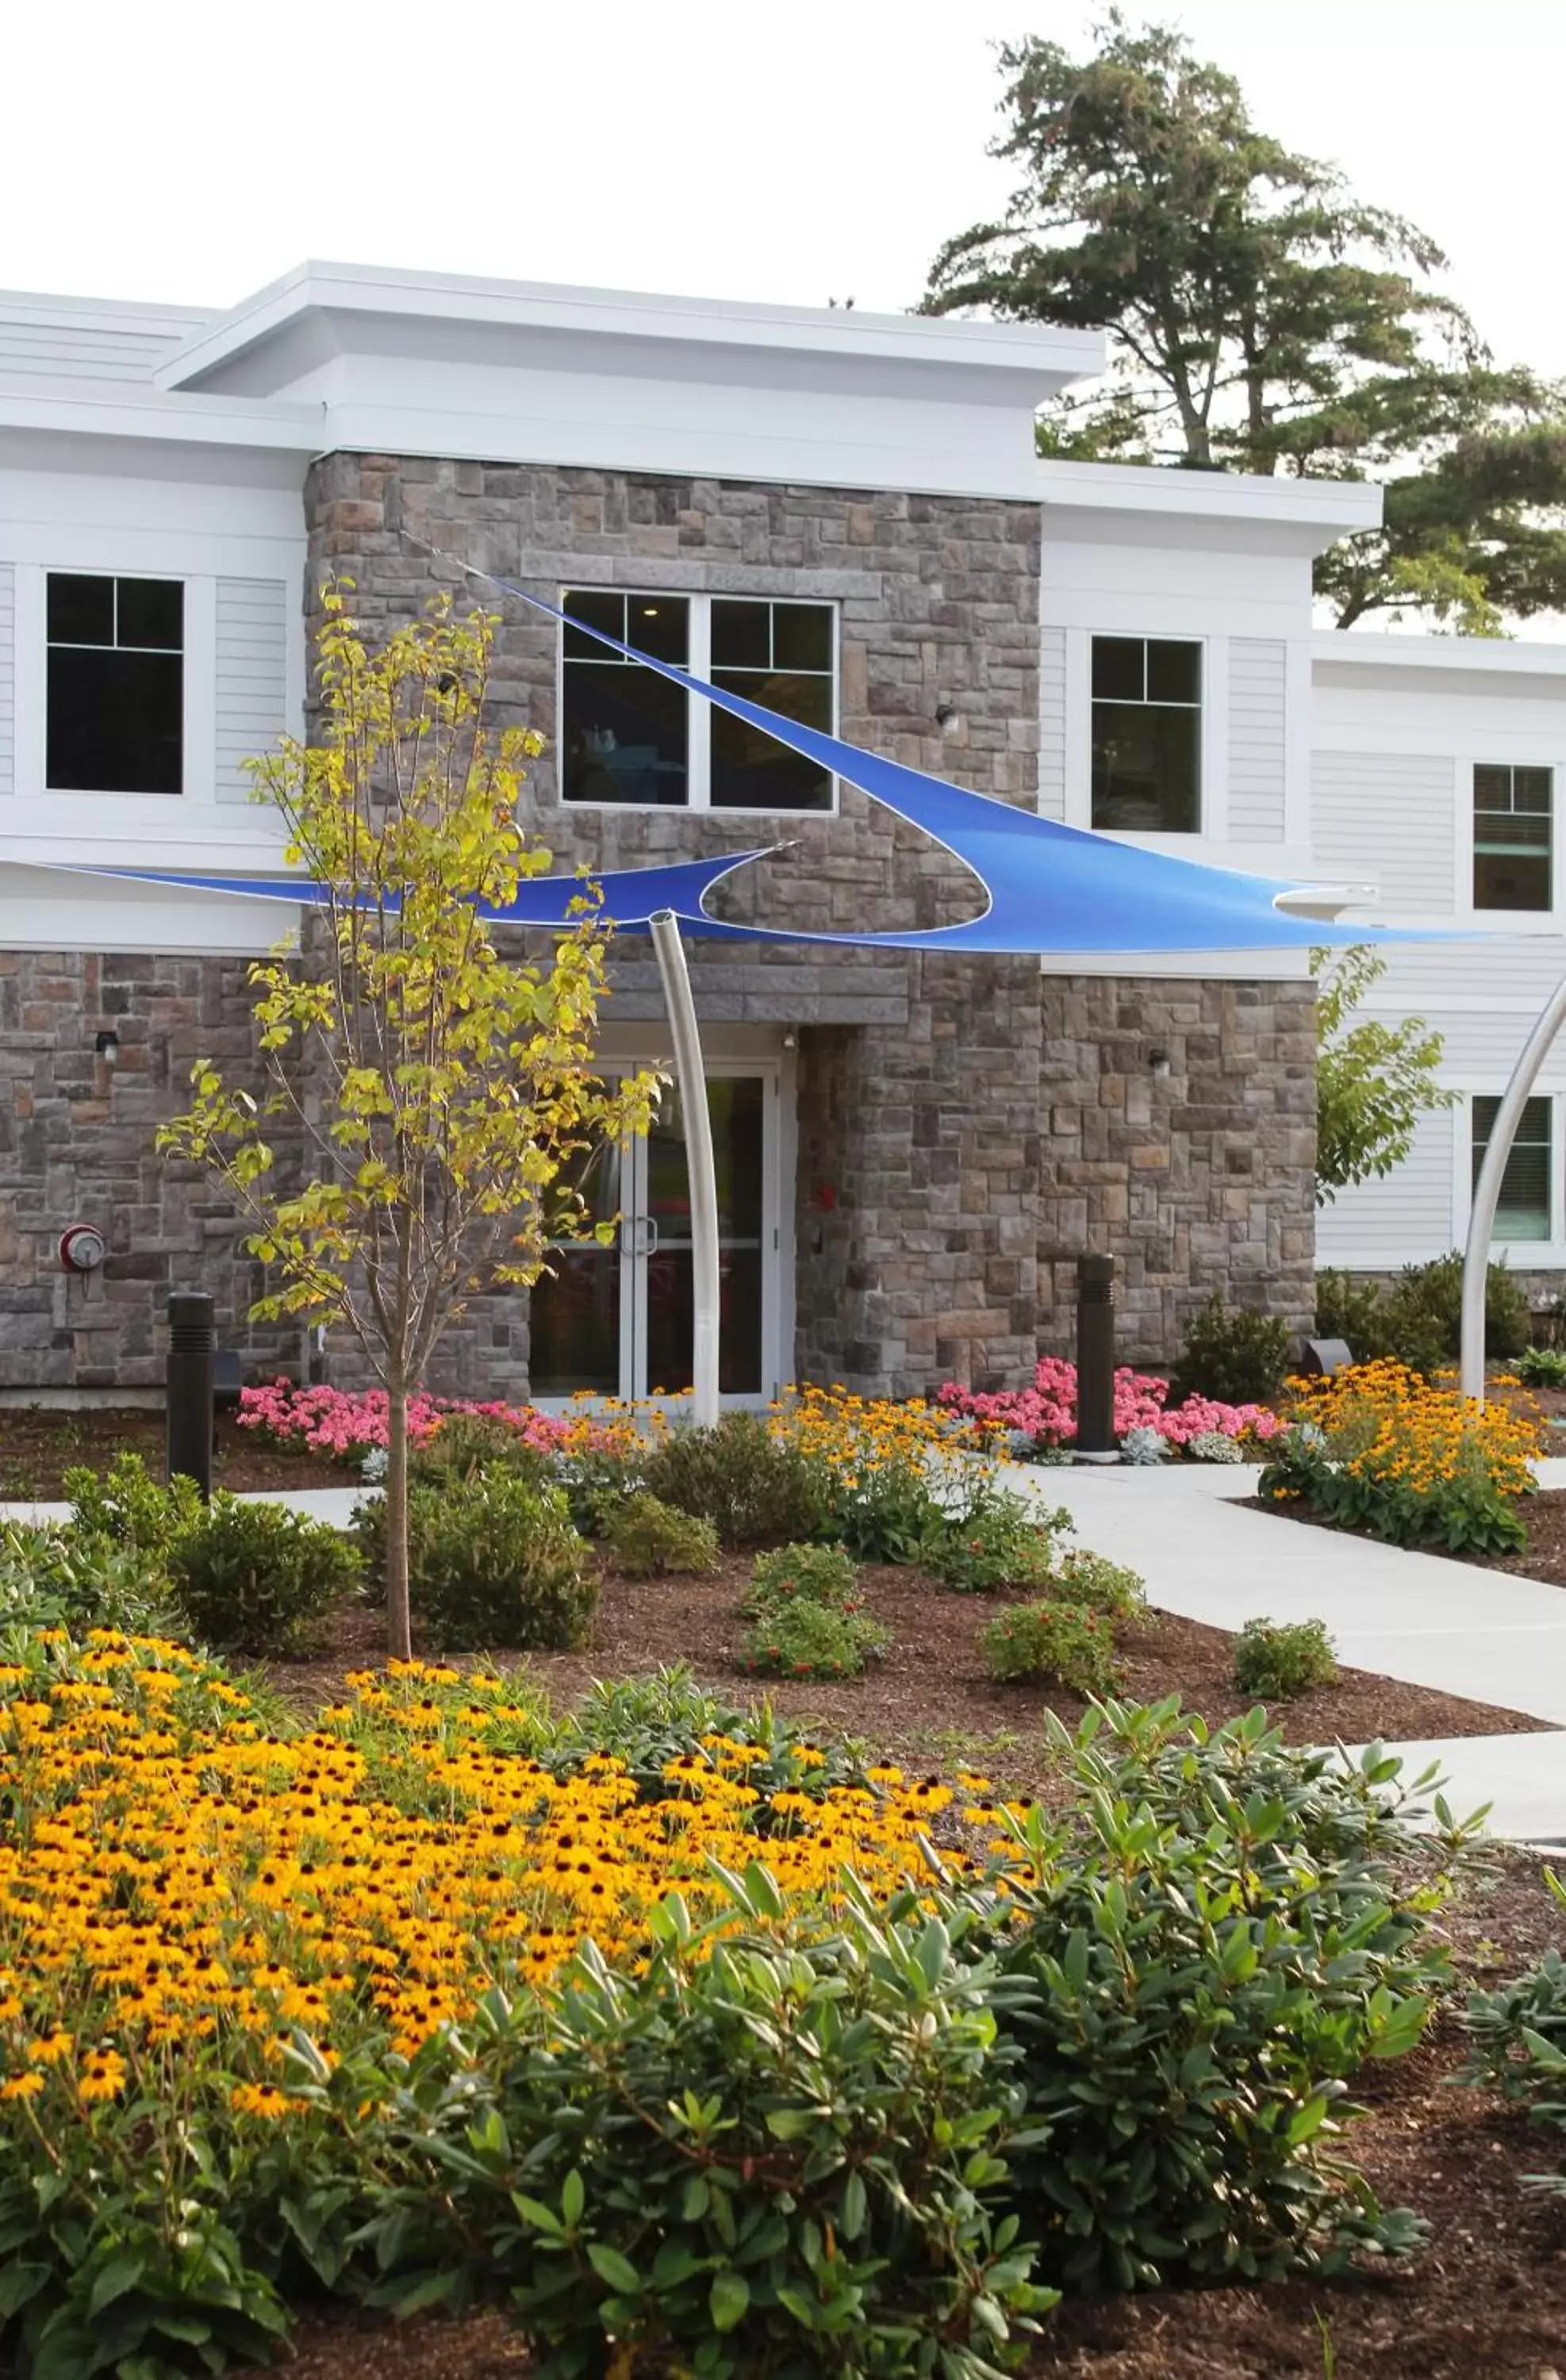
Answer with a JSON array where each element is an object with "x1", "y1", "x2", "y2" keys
[{"x1": 923, "y1": 10, "x2": 1566, "y2": 632}]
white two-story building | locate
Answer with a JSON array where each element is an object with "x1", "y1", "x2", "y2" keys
[{"x1": 0, "y1": 259, "x2": 1555, "y2": 1398}]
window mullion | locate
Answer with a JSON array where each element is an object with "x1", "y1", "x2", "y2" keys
[{"x1": 689, "y1": 597, "x2": 712, "y2": 810}]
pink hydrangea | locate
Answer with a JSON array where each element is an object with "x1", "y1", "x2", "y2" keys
[
  {"x1": 938, "y1": 1358, "x2": 1283, "y2": 1453},
  {"x1": 237, "y1": 1380, "x2": 575, "y2": 1461}
]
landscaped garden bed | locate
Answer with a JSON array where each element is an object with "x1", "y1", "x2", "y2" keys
[
  {"x1": 3, "y1": 1380, "x2": 1564, "y2": 2379},
  {"x1": 0, "y1": 1403, "x2": 347, "y2": 1500}
]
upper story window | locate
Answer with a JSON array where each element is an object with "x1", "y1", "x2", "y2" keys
[
  {"x1": 1473, "y1": 1092, "x2": 1553, "y2": 1242},
  {"x1": 561, "y1": 590, "x2": 835, "y2": 812},
  {"x1": 1474, "y1": 763, "x2": 1552, "y2": 911},
  {"x1": 46, "y1": 573, "x2": 184, "y2": 795},
  {"x1": 1091, "y1": 635, "x2": 1201, "y2": 833}
]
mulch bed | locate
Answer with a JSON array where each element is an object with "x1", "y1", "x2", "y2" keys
[
  {"x1": 261, "y1": 1850, "x2": 1566, "y2": 2380},
  {"x1": 267, "y1": 1553, "x2": 1549, "y2": 1762},
  {"x1": 0, "y1": 1405, "x2": 345, "y2": 1499}
]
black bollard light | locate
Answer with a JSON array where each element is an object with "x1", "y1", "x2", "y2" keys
[
  {"x1": 1075, "y1": 1253, "x2": 1118, "y2": 1462},
  {"x1": 167, "y1": 1291, "x2": 215, "y2": 1500}
]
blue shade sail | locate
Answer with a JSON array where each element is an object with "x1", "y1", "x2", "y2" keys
[{"x1": 60, "y1": 575, "x2": 1433, "y2": 954}]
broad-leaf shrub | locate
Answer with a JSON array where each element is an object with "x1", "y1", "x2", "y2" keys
[
  {"x1": 1457, "y1": 1878, "x2": 1566, "y2": 2201},
  {"x1": 366, "y1": 1881, "x2": 1057, "y2": 2379},
  {"x1": 643, "y1": 1413, "x2": 823, "y2": 1548},
  {"x1": 1515, "y1": 1345, "x2": 1566, "y2": 1388},
  {"x1": 1261, "y1": 1360, "x2": 1541, "y2": 1556},
  {"x1": 978, "y1": 1599, "x2": 1121, "y2": 1693},
  {"x1": 602, "y1": 1492, "x2": 722, "y2": 1579},
  {"x1": 1054, "y1": 1549, "x2": 1146, "y2": 1623},
  {"x1": 64, "y1": 1452, "x2": 202, "y2": 1559},
  {"x1": 0, "y1": 1521, "x2": 178, "y2": 1639},
  {"x1": 1231, "y1": 1615, "x2": 1338, "y2": 1701},
  {"x1": 1169, "y1": 1293, "x2": 1292, "y2": 1407},
  {"x1": 357, "y1": 1468, "x2": 597, "y2": 1652},
  {"x1": 924, "y1": 1493, "x2": 1067, "y2": 1595},
  {"x1": 167, "y1": 1497, "x2": 362, "y2": 1655},
  {"x1": 974, "y1": 1702, "x2": 1457, "y2": 2291},
  {"x1": 739, "y1": 1540, "x2": 889, "y2": 1677},
  {"x1": 1318, "y1": 1256, "x2": 1533, "y2": 1378}
]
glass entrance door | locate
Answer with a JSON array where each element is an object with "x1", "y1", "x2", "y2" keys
[{"x1": 528, "y1": 1071, "x2": 773, "y2": 1405}]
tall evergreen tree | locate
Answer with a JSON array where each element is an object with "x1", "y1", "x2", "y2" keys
[{"x1": 923, "y1": 12, "x2": 1566, "y2": 630}]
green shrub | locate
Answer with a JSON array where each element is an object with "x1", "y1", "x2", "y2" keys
[
  {"x1": 1169, "y1": 1293, "x2": 1292, "y2": 1406},
  {"x1": 979, "y1": 1700, "x2": 1446, "y2": 2291},
  {"x1": 746, "y1": 1538, "x2": 860, "y2": 1611},
  {"x1": 1231, "y1": 1614, "x2": 1339, "y2": 1701},
  {"x1": 363, "y1": 1879, "x2": 1057, "y2": 2378},
  {"x1": 1458, "y1": 1925, "x2": 1566, "y2": 2110},
  {"x1": 643, "y1": 1412, "x2": 823, "y2": 1547},
  {"x1": 924, "y1": 1491, "x2": 1067, "y2": 1595},
  {"x1": 979, "y1": 1599, "x2": 1121, "y2": 1694},
  {"x1": 0, "y1": 1520, "x2": 180, "y2": 1639},
  {"x1": 739, "y1": 1595, "x2": 889, "y2": 1679},
  {"x1": 359, "y1": 1468, "x2": 597, "y2": 1653},
  {"x1": 412, "y1": 1411, "x2": 557, "y2": 1488},
  {"x1": 1380, "y1": 1251, "x2": 1531, "y2": 1374},
  {"x1": 555, "y1": 1441, "x2": 649, "y2": 1534},
  {"x1": 63, "y1": 1450, "x2": 202, "y2": 1559},
  {"x1": 1054, "y1": 1549, "x2": 1146, "y2": 1623},
  {"x1": 163, "y1": 1497, "x2": 360, "y2": 1656},
  {"x1": 1313, "y1": 1269, "x2": 1393, "y2": 1360},
  {"x1": 1515, "y1": 1345, "x2": 1566, "y2": 1388},
  {"x1": 602, "y1": 1492, "x2": 721, "y2": 1579}
]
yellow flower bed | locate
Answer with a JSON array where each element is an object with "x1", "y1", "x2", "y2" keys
[
  {"x1": 0, "y1": 1635, "x2": 973, "y2": 2114},
  {"x1": 1286, "y1": 1358, "x2": 1542, "y2": 1499}
]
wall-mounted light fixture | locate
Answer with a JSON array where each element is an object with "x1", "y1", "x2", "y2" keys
[
  {"x1": 781, "y1": 1028, "x2": 798, "y2": 1050},
  {"x1": 1148, "y1": 1049, "x2": 1172, "y2": 1079},
  {"x1": 94, "y1": 1029, "x2": 120, "y2": 1066},
  {"x1": 935, "y1": 703, "x2": 963, "y2": 735}
]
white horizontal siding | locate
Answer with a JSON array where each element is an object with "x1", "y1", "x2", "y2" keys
[
  {"x1": 0, "y1": 563, "x2": 13, "y2": 795},
  {"x1": 0, "y1": 319, "x2": 190, "y2": 382},
  {"x1": 1038, "y1": 625, "x2": 1066, "y2": 820},
  {"x1": 214, "y1": 578, "x2": 290, "y2": 802},
  {"x1": 1227, "y1": 637, "x2": 1286, "y2": 840},
  {"x1": 1315, "y1": 1109, "x2": 1457, "y2": 1268},
  {"x1": 1311, "y1": 749, "x2": 1457, "y2": 912}
]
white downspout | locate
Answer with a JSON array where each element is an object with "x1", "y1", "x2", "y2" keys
[{"x1": 1460, "y1": 968, "x2": 1566, "y2": 1403}]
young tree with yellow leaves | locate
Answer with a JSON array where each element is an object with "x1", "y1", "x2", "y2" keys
[{"x1": 159, "y1": 584, "x2": 657, "y2": 1660}]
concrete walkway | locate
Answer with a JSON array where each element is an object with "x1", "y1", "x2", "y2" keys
[
  {"x1": 1003, "y1": 1457, "x2": 1566, "y2": 1843},
  {"x1": 6, "y1": 1461, "x2": 1566, "y2": 1843}
]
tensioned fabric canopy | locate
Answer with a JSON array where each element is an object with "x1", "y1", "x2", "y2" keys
[{"x1": 69, "y1": 572, "x2": 1415, "y2": 955}]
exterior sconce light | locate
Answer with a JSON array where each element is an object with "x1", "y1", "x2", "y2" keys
[
  {"x1": 1149, "y1": 1049, "x2": 1172, "y2": 1079},
  {"x1": 781, "y1": 1028, "x2": 798, "y2": 1050},
  {"x1": 935, "y1": 703, "x2": 962, "y2": 734},
  {"x1": 94, "y1": 1029, "x2": 120, "y2": 1065}
]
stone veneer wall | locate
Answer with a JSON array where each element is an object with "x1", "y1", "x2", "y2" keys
[{"x1": 0, "y1": 950, "x2": 294, "y2": 1388}]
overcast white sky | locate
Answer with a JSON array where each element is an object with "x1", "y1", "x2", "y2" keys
[{"x1": 5, "y1": 0, "x2": 1560, "y2": 374}]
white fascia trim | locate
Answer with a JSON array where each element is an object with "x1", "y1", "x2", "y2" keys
[
  {"x1": 1312, "y1": 630, "x2": 1566, "y2": 680},
  {"x1": 1038, "y1": 458, "x2": 1384, "y2": 540},
  {"x1": 0, "y1": 374, "x2": 324, "y2": 451},
  {"x1": 158, "y1": 259, "x2": 1107, "y2": 393},
  {"x1": 0, "y1": 289, "x2": 217, "y2": 339}
]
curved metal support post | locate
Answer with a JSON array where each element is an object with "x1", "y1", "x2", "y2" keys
[
  {"x1": 650, "y1": 911, "x2": 720, "y2": 1430},
  {"x1": 1460, "y1": 966, "x2": 1566, "y2": 1403}
]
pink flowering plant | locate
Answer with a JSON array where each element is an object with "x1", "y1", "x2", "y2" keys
[
  {"x1": 938, "y1": 1356, "x2": 1283, "y2": 1458},
  {"x1": 239, "y1": 1379, "x2": 581, "y2": 1464}
]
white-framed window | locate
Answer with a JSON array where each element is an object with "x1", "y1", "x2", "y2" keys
[
  {"x1": 559, "y1": 590, "x2": 837, "y2": 812},
  {"x1": 45, "y1": 572, "x2": 184, "y2": 795},
  {"x1": 1090, "y1": 635, "x2": 1202, "y2": 833},
  {"x1": 1473, "y1": 1092, "x2": 1553, "y2": 1242},
  {"x1": 1473, "y1": 763, "x2": 1553, "y2": 912}
]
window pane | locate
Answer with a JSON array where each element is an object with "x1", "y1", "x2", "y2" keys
[
  {"x1": 562, "y1": 589, "x2": 625, "y2": 659},
  {"x1": 1475, "y1": 850, "x2": 1552, "y2": 912},
  {"x1": 771, "y1": 603, "x2": 833, "y2": 672},
  {"x1": 1474, "y1": 762, "x2": 1512, "y2": 808},
  {"x1": 560, "y1": 658, "x2": 689, "y2": 804},
  {"x1": 47, "y1": 574, "x2": 113, "y2": 646},
  {"x1": 626, "y1": 597, "x2": 688, "y2": 665},
  {"x1": 1092, "y1": 636, "x2": 1143, "y2": 701},
  {"x1": 711, "y1": 671, "x2": 833, "y2": 810},
  {"x1": 116, "y1": 578, "x2": 183, "y2": 651},
  {"x1": 711, "y1": 600, "x2": 770, "y2": 670},
  {"x1": 1091, "y1": 701, "x2": 1199, "y2": 831},
  {"x1": 528, "y1": 1249, "x2": 622, "y2": 1395},
  {"x1": 47, "y1": 647, "x2": 182, "y2": 793},
  {"x1": 1516, "y1": 766, "x2": 1554, "y2": 815},
  {"x1": 1475, "y1": 1096, "x2": 1553, "y2": 1242},
  {"x1": 1146, "y1": 639, "x2": 1202, "y2": 704}
]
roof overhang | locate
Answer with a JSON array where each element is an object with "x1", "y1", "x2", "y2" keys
[{"x1": 1040, "y1": 459, "x2": 1384, "y2": 559}]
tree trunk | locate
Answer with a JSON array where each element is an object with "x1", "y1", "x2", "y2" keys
[{"x1": 385, "y1": 1381, "x2": 413, "y2": 1664}]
